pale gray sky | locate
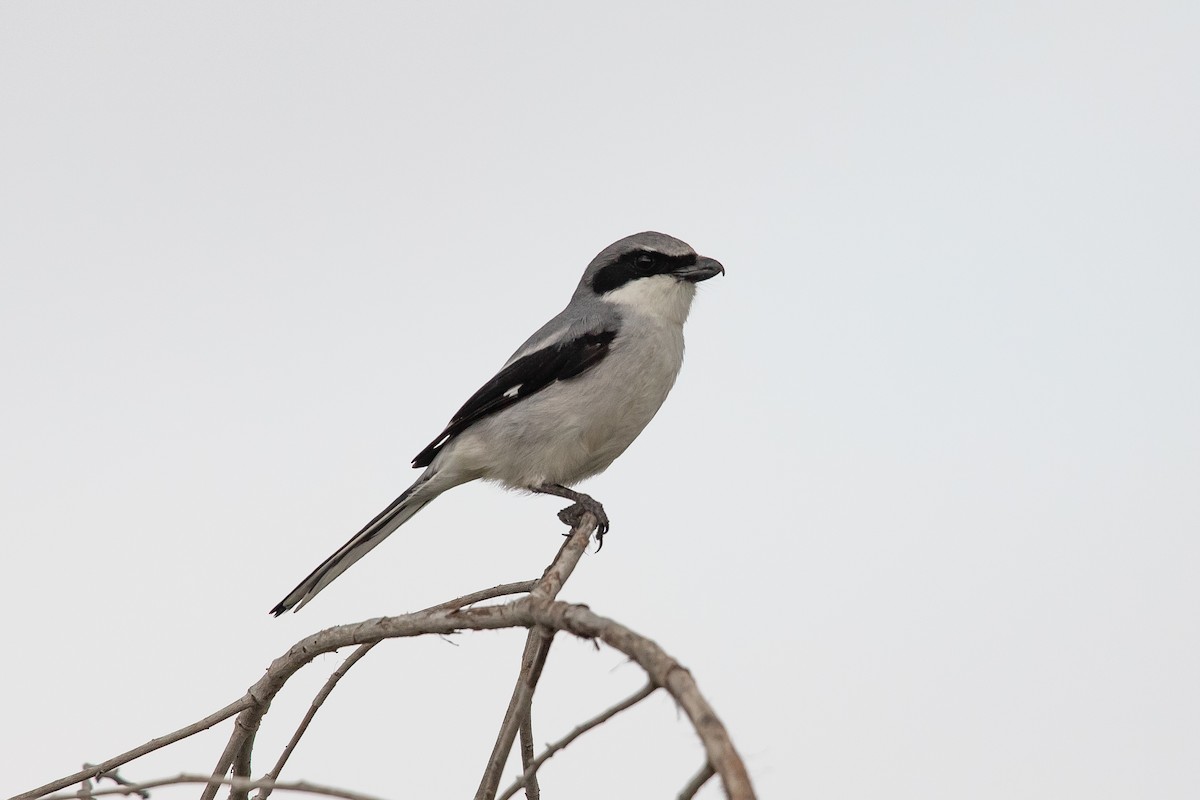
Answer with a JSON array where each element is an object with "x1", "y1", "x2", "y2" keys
[{"x1": 2, "y1": 2, "x2": 1198, "y2": 799}]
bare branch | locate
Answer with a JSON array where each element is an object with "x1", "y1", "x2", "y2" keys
[
  {"x1": 678, "y1": 762, "x2": 716, "y2": 800},
  {"x1": 35, "y1": 774, "x2": 387, "y2": 800},
  {"x1": 202, "y1": 579, "x2": 552, "y2": 800},
  {"x1": 254, "y1": 643, "x2": 377, "y2": 800},
  {"x1": 12, "y1": 697, "x2": 254, "y2": 800},
  {"x1": 86, "y1": 768, "x2": 149, "y2": 800},
  {"x1": 249, "y1": 580, "x2": 537, "y2": 800},
  {"x1": 498, "y1": 681, "x2": 658, "y2": 800},
  {"x1": 475, "y1": 628, "x2": 554, "y2": 800},
  {"x1": 19, "y1": 512, "x2": 754, "y2": 800},
  {"x1": 517, "y1": 715, "x2": 540, "y2": 800},
  {"x1": 421, "y1": 580, "x2": 539, "y2": 613},
  {"x1": 20, "y1": 593, "x2": 753, "y2": 800},
  {"x1": 202, "y1": 716, "x2": 253, "y2": 800},
  {"x1": 531, "y1": 603, "x2": 754, "y2": 799},
  {"x1": 474, "y1": 514, "x2": 595, "y2": 800},
  {"x1": 529, "y1": 515, "x2": 595, "y2": 601},
  {"x1": 15, "y1": 580, "x2": 542, "y2": 800},
  {"x1": 231, "y1": 727, "x2": 257, "y2": 800}
]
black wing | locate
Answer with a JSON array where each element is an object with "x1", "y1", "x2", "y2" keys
[{"x1": 412, "y1": 329, "x2": 617, "y2": 468}]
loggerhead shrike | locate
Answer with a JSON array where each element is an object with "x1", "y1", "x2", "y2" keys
[{"x1": 271, "y1": 231, "x2": 724, "y2": 615}]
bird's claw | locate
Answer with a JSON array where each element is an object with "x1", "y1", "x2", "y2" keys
[{"x1": 557, "y1": 500, "x2": 610, "y2": 550}]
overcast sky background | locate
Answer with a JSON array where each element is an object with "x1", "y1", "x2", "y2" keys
[{"x1": 2, "y1": 3, "x2": 1198, "y2": 799}]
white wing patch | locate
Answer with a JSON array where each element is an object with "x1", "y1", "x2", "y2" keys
[{"x1": 503, "y1": 385, "x2": 522, "y2": 398}]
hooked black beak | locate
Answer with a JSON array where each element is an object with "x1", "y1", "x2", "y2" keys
[{"x1": 675, "y1": 256, "x2": 725, "y2": 283}]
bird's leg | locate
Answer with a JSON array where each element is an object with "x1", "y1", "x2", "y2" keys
[{"x1": 531, "y1": 483, "x2": 610, "y2": 548}]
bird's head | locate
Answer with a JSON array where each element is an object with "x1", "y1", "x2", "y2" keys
[{"x1": 580, "y1": 232, "x2": 724, "y2": 325}]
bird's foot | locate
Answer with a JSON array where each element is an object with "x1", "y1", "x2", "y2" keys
[
  {"x1": 556, "y1": 497, "x2": 610, "y2": 549},
  {"x1": 533, "y1": 482, "x2": 611, "y2": 549}
]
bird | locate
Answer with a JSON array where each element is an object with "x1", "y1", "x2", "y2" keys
[{"x1": 270, "y1": 231, "x2": 724, "y2": 615}]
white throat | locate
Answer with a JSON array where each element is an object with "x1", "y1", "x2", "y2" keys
[{"x1": 602, "y1": 274, "x2": 697, "y2": 326}]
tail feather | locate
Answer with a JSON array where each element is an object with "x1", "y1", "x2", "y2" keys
[{"x1": 270, "y1": 472, "x2": 441, "y2": 615}]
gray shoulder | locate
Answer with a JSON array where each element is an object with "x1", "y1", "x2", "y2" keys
[{"x1": 503, "y1": 297, "x2": 622, "y2": 366}]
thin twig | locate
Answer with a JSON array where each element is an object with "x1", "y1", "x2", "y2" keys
[
  {"x1": 19, "y1": 517, "x2": 754, "y2": 800},
  {"x1": 20, "y1": 595, "x2": 753, "y2": 800},
  {"x1": 422, "y1": 580, "x2": 539, "y2": 613},
  {"x1": 254, "y1": 643, "x2": 377, "y2": 800},
  {"x1": 529, "y1": 518, "x2": 595, "y2": 602},
  {"x1": 35, "y1": 774, "x2": 386, "y2": 800},
  {"x1": 12, "y1": 697, "x2": 255, "y2": 800},
  {"x1": 86, "y1": 769, "x2": 148, "y2": 800},
  {"x1": 498, "y1": 681, "x2": 658, "y2": 800},
  {"x1": 677, "y1": 762, "x2": 716, "y2": 800},
  {"x1": 231, "y1": 727, "x2": 257, "y2": 800},
  {"x1": 253, "y1": 582, "x2": 536, "y2": 800},
  {"x1": 535, "y1": 604, "x2": 754, "y2": 799},
  {"x1": 474, "y1": 515, "x2": 595, "y2": 800},
  {"x1": 202, "y1": 720, "x2": 252, "y2": 800},
  {"x1": 517, "y1": 714, "x2": 540, "y2": 800},
  {"x1": 202, "y1": 579, "x2": 544, "y2": 800},
  {"x1": 474, "y1": 626, "x2": 554, "y2": 800}
]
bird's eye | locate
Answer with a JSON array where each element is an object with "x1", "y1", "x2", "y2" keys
[{"x1": 635, "y1": 254, "x2": 656, "y2": 272}]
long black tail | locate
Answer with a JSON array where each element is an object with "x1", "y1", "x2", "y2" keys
[{"x1": 270, "y1": 471, "x2": 441, "y2": 615}]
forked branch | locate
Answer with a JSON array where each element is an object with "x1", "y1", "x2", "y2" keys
[{"x1": 13, "y1": 516, "x2": 754, "y2": 800}]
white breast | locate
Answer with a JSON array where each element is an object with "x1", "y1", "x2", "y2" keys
[{"x1": 603, "y1": 274, "x2": 697, "y2": 326}]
